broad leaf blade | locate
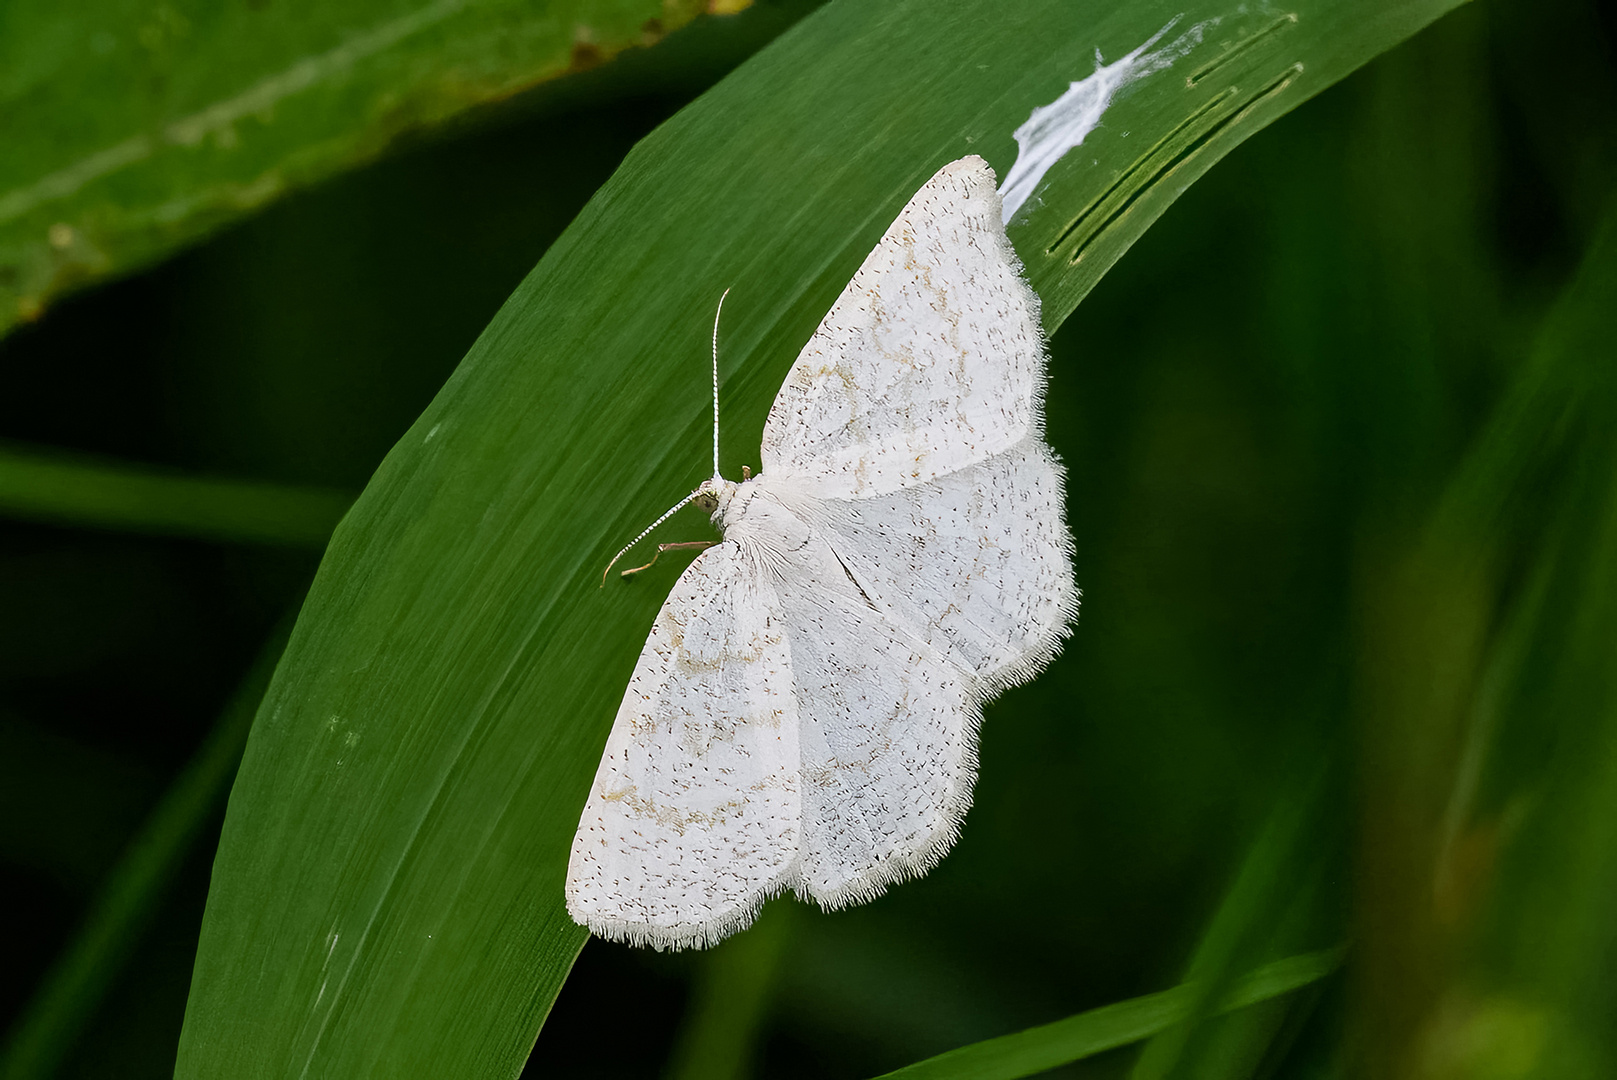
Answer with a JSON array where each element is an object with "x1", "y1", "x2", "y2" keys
[
  {"x1": 0, "y1": 0, "x2": 715, "y2": 337},
  {"x1": 1011, "y1": 2, "x2": 1467, "y2": 324},
  {"x1": 176, "y1": 0, "x2": 1464, "y2": 1075}
]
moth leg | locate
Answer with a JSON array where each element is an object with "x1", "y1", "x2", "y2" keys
[
  {"x1": 621, "y1": 541, "x2": 717, "y2": 579},
  {"x1": 742, "y1": 465, "x2": 752, "y2": 480}
]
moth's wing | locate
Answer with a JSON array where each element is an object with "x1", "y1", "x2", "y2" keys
[
  {"x1": 566, "y1": 543, "x2": 799, "y2": 950},
  {"x1": 764, "y1": 520, "x2": 979, "y2": 908},
  {"x1": 803, "y1": 441, "x2": 1078, "y2": 695},
  {"x1": 759, "y1": 155, "x2": 1044, "y2": 501}
]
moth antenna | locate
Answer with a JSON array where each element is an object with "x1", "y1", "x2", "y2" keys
[
  {"x1": 602, "y1": 290, "x2": 731, "y2": 588},
  {"x1": 601, "y1": 490, "x2": 702, "y2": 587},
  {"x1": 712, "y1": 287, "x2": 730, "y2": 481}
]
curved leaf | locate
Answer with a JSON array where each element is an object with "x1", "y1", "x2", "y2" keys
[
  {"x1": 871, "y1": 948, "x2": 1342, "y2": 1080},
  {"x1": 176, "y1": 0, "x2": 1463, "y2": 1075}
]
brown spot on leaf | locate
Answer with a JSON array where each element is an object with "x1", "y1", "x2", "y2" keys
[{"x1": 569, "y1": 41, "x2": 604, "y2": 71}]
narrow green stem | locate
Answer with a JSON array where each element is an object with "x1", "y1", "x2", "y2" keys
[{"x1": 0, "y1": 442, "x2": 351, "y2": 547}]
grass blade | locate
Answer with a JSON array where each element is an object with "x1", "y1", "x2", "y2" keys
[
  {"x1": 1130, "y1": 772, "x2": 1338, "y2": 1080},
  {"x1": 870, "y1": 949, "x2": 1343, "y2": 1080},
  {"x1": 173, "y1": 0, "x2": 1465, "y2": 1075},
  {"x1": 0, "y1": 442, "x2": 350, "y2": 546},
  {"x1": 1353, "y1": 198, "x2": 1617, "y2": 1079}
]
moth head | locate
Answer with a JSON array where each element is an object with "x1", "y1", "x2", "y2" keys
[{"x1": 692, "y1": 476, "x2": 736, "y2": 517}]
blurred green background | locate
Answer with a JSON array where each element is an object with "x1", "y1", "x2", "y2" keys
[{"x1": 3, "y1": 0, "x2": 1616, "y2": 1076}]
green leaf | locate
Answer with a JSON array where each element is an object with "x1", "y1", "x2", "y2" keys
[
  {"x1": 0, "y1": 0, "x2": 733, "y2": 337},
  {"x1": 175, "y1": 0, "x2": 1465, "y2": 1075},
  {"x1": 1351, "y1": 200, "x2": 1617, "y2": 1079},
  {"x1": 1130, "y1": 773, "x2": 1339, "y2": 1080},
  {"x1": 870, "y1": 949, "x2": 1343, "y2": 1080},
  {"x1": 0, "y1": 441, "x2": 350, "y2": 545},
  {"x1": 1492, "y1": 207, "x2": 1617, "y2": 1074}
]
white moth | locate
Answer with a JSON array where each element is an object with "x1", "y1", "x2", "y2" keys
[{"x1": 567, "y1": 155, "x2": 1078, "y2": 950}]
